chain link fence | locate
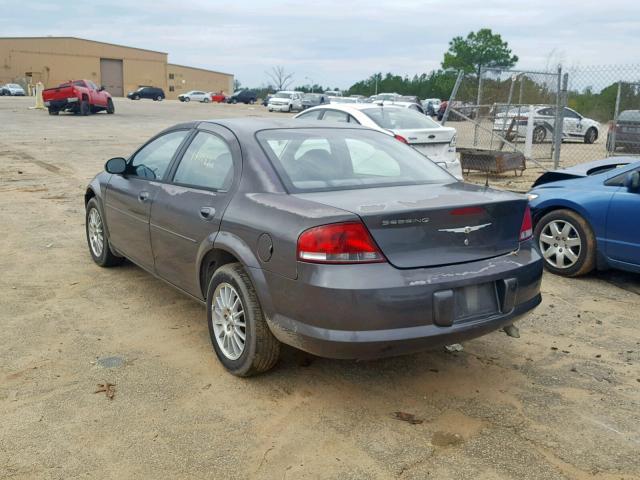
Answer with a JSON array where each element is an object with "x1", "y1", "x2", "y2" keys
[{"x1": 440, "y1": 64, "x2": 640, "y2": 191}]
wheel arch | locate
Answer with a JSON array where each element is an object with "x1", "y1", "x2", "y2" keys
[{"x1": 198, "y1": 230, "x2": 272, "y2": 306}]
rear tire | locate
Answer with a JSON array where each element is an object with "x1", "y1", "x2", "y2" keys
[
  {"x1": 106, "y1": 98, "x2": 115, "y2": 114},
  {"x1": 203, "y1": 97, "x2": 210, "y2": 103},
  {"x1": 584, "y1": 127, "x2": 597, "y2": 144},
  {"x1": 48, "y1": 107, "x2": 59, "y2": 116},
  {"x1": 80, "y1": 99, "x2": 90, "y2": 116},
  {"x1": 534, "y1": 209, "x2": 596, "y2": 277},
  {"x1": 85, "y1": 198, "x2": 124, "y2": 267},
  {"x1": 533, "y1": 125, "x2": 547, "y2": 143},
  {"x1": 206, "y1": 263, "x2": 280, "y2": 376}
]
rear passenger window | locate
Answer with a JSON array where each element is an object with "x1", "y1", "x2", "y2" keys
[
  {"x1": 321, "y1": 110, "x2": 349, "y2": 122},
  {"x1": 297, "y1": 110, "x2": 322, "y2": 120},
  {"x1": 173, "y1": 132, "x2": 234, "y2": 191},
  {"x1": 130, "y1": 130, "x2": 189, "y2": 180}
]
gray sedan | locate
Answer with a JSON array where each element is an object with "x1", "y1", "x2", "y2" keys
[{"x1": 85, "y1": 119, "x2": 542, "y2": 376}]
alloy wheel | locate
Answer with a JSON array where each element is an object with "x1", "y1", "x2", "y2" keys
[
  {"x1": 87, "y1": 208, "x2": 104, "y2": 257},
  {"x1": 211, "y1": 282, "x2": 246, "y2": 360},
  {"x1": 539, "y1": 220, "x2": 581, "y2": 269}
]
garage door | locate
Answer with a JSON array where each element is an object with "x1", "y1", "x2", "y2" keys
[{"x1": 100, "y1": 58, "x2": 123, "y2": 97}]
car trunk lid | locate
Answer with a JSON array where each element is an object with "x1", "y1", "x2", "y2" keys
[
  {"x1": 294, "y1": 183, "x2": 528, "y2": 269},
  {"x1": 393, "y1": 127, "x2": 455, "y2": 163}
]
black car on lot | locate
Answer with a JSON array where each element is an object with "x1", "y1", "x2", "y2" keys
[
  {"x1": 227, "y1": 89, "x2": 257, "y2": 104},
  {"x1": 85, "y1": 118, "x2": 542, "y2": 376},
  {"x1": 127, "y1": 86, "x2": 165, "y2": 101},
  {"x1": 608, "y1": 110, "x2": 640, "y2": 153}
]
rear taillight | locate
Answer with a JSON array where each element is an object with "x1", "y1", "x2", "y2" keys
[
  {"x1": 297, "y1": 222, "x2": 385, "y2": 264},
  {"x1": 394, "y1": 134, "x2": 408, "y2": 144},
  {"x1": 449, "y1": 134, "x2": 457, "y2": 147},
  {"x1": 519, "y1": 206, "x2": 533, "y2": 241}
]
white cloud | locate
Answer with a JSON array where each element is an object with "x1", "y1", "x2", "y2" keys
[{"x1": 2, "y1": 0, "x2": 639, "y2": 88}]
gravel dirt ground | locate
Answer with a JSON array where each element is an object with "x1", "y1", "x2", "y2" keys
[{"x1": 1, "y1": 97, "x2": 639, "y2": 480}]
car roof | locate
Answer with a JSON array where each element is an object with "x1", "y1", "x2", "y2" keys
[
  {"x1": 305, "y1": 103, "x2": 405, "y2": 113},
  {"x1": 196, "y1": 117, "x2": 370, "y2": 135}
]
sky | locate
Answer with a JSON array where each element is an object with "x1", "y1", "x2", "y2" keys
[{"x1": 2, "y1": 0, "x2": 639, "y2": 89}]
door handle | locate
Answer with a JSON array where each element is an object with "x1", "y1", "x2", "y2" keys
[
  {"x1": 199, "y1": 207, "x2": 216, "y2": 220},
  {"x1": 138, "y1": 191, "x2": 150, "y2": 202}
]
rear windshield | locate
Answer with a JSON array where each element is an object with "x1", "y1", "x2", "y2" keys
[
  {"x1": 274, "y1": 92, "x2": 293, "y2": 99},
  {"x1": 256, "y1": 128, "x2": 454, "y2": 193},
  {"x1": 362, "y1": 108, "x2": 440, "y2": 129},
  {"x1": 58, "y1": 80, "x2": 85, "y2": 88}
]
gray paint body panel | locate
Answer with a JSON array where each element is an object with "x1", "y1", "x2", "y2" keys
[{"x1": 86, "y1": 118, "x2": 543, "y2": 360}]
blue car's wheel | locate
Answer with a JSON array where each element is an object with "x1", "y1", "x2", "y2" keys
[{"x1": 534, "y1": 209, "x2": 596, "y2": 277}]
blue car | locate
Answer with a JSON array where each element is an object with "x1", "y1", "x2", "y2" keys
[{"x1": 528, "y1": 158, "x2": 640, "y2": 276}]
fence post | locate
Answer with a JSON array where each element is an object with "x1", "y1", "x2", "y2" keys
[
  {"x1": 524, "y1": 104, "x2": 535, "y2": 158},
  {"x1": 473, "y1": 66, "x2": 484, "y2": 146},
  {"x1": 552, "y1": 67, "x2": 566, "y2": 170},
  {"x1": 442, "y1": 70, "x2": 464, "y2": 126},
  {"x1": 609, "y1": 81, "x2": 622, "y2": 156}
]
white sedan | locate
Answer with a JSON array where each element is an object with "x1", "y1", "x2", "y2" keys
[
  {"x1": 178, "y1": 91, "x2": 210, "y2": 103},
  {"x1": 294, "y1": 104, "x2": 462, "y2": 179},
  {"x1": 493, "y1": 106, "x2": 601, "y2": 144}
]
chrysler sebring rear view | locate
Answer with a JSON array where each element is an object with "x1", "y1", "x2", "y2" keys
[{"x1": 84, "y1": 118, "x2": 543, "y2": 376}]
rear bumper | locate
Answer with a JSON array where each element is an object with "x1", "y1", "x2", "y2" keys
[
  {"x1": 268, "y1": 103, "x2": 291, "y2": 111},
  {"x1": 264, "y1": 242, "x2": 543, "y2": 359},
  {"x1": 44, "y1": 98, "x2": 79, "y2": 109}
]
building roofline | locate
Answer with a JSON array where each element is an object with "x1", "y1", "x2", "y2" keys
[
  {"x1": 168, "y1": 63, "x2": 233, "y2": 77},
  {"x1": 0, "y1": 36, "x2": 168, "y2": 55}
]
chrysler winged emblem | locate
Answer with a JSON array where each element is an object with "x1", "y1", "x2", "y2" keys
[{"x1": 438, "y1": 223, "x2": 492, "y2": 245}]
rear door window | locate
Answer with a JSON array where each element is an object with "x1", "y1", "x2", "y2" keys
[
  {"x1": 321, "y1": 110, "x2": 349, "y2": 123},
  {"x1": 172, "y1": 132, "x2": 234, "y2": 191}
]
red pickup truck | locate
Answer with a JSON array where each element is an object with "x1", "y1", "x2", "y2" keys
[{"x1": 43, "y1": 80, "x2": 114, "y2": 115}]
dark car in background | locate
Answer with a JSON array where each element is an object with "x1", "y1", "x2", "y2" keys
[
  {"x1": 84, "y1": 119, "x2": 542, "y2": 376},
  {"x1": 227, "y1": 89, "x2": 257, "y2": 104},
  {"x1": 608, "y1": 110, "x2": 640, "y2": 153},
  {"x1": 301, "y1": 92, "x2": 328, "y2": 110},
  {"x1": 127, "y1": 86, "x2": 165, "y2": 101}
]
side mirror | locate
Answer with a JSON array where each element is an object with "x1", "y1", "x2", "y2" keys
[
  {"x1": 624, "y1": 171, "x2": 640, "y2": 191},
  {"x1": 105, "y1": 157, "x2": 127, "y2": 175},
  {"x1": 98, "y1": 85, "x2": 105, "y2": 92}
]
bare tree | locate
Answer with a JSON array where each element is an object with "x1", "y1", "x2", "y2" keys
[{"x1": 266, "y1": 66, "x2": 294, "y2": 91}]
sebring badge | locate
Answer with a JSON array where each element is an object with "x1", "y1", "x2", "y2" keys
[{"x1": 382, "y1": 218, "x2": 430, "y2": 227}]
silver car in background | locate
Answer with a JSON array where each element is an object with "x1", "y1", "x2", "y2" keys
[
  {"x1": 178, "y1": 91, "x2": 210, "y2": 103},
  {"x1": 295, "y1": 104, "x2": 462, "y2": 179}
]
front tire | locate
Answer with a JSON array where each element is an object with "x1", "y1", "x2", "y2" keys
[
  {"x1": 106, "y1": 98, "x2": 115, "y2": 114},
  {"x1": 206, "y1": 263, "x2": 280, "y2": 376},
  {"x1": 184, "y1": 97, "x2": 190, "y2": 102},
  {"x1": 48, "y1": 107, "x2": 59, "y2": 115},
  {"x1": 534, "y1": 209, "x2": 596, "y2": 277},
  {"x1": 584, "y1": 127, "x2": 597, "y2": 144},
  {"x1": 85, "y1": 198, "x2": 124, "y2": 267},
  {"x1": 156, "y1": 95, "x2": 163, "y2": 101}
]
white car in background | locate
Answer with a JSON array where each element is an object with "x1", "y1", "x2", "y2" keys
[
  {"x1": 1, "y1": 83, "x2": 26, "y2": 96},
  {"x1": 268, "y1": 91, "x2": 304, "y2": 112},
  {"x1": 295, "y1": 104, "x2": 462, "y2": 179},
  {"x1": 493, "y1": 106, "x2": 601, "y2": 144},
  {"x1": 178, "y1": 91, "x2": 210, "y2": 103}
]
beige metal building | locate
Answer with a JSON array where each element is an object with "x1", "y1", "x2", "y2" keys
[{"x1": 0, "y1": 36, "x2": 233, "y2": 99}]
